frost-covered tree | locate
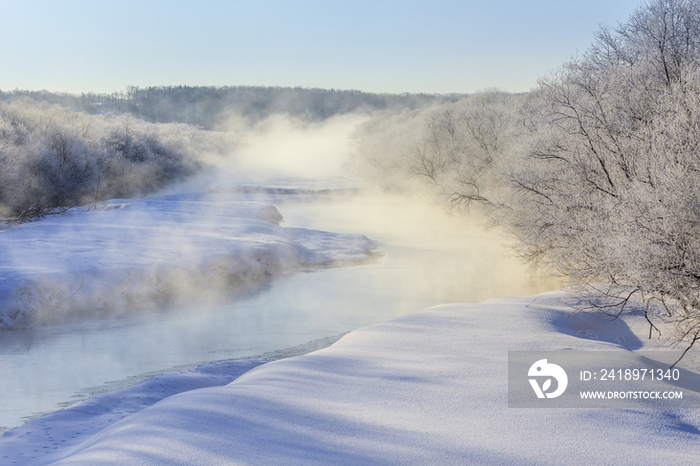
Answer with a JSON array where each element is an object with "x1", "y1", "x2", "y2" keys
[
  {"x1": 507, "y1": 0, "x2": 700, "y2": 358},
  {"x1": 0, "y1": 99, "x2": 217, "y2": 222},
  {"x1": 349, "y1": 91, "x2": 526, "y2": 208}
]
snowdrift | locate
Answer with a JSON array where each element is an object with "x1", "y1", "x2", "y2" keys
[
  {"x1": 3, "y1": 291, "x2": 700, "y2": 465},
  {"x1": 0, "y1": 193, "x2": 377, "y2": 329}
]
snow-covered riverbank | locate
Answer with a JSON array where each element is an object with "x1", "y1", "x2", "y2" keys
[
  {"x1": 0, "y1": 180, "x2": 563, "y2": 433},
  {"x1": 0, "y1": 192, "x2": 377, "y2": 329},
  {"x1": 3, "y1": 290, "x2": 700, "y2": 465}
]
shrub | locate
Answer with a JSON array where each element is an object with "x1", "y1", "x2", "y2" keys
[{"x1": 0, "y1": 99, "x2": 212, "y2": 222}]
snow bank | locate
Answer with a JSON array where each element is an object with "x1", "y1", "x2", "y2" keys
[
  {"x1": 0, "y1": 359, "x2": 268, "y2": 465},
  {"x1": 3, "y1": 290, "x2": 699, "y2": 465},
  {"x1": 0, "y1": 193, "x2": 377, "y2": 329}
]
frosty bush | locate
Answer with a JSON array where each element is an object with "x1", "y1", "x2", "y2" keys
[
  {"x1": 0, "y1": 99, "x2": 212, "y2": 222},
  {"x1": 349, "y1": 91, "x2": 526, "y2": 209},
  {"x1": 507, "y1": 0, "x2": 700, "y2": 356}
]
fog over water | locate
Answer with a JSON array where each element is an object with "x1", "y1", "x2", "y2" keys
[{"x1": 0, "y1": 111, "x2": 562, "y2": 432}]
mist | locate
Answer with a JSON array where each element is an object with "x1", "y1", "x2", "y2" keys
[
  {"x1": 195, "y1": 101, "x2": 561, "y2": 305},
  {"x1": 0, "y1": 92, "x2": 562, "y2": 329},
  {"x1": 173, "y1": 99, "x2": 560, "y2": 303},
  {"x1": 210, "y1": 112, "x2": 370, "y2": 184}
]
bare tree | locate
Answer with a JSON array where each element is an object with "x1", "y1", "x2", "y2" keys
[{"x1": 506, "y1": 0, "x2": 700, "y2": 356}]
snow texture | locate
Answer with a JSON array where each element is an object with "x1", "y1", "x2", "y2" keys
[
  {"x1": 0, "y1": 192, "x2": 377, "y2": 329},
  {"x1": 2, "y1": 290, "x2": 700, "y2": 465}
]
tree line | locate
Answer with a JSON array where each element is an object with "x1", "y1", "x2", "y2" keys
[{"x1": 1, "y1": 86, "x2": 462, "y2": 130}]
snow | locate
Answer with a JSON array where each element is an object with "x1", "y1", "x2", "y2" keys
[
  {"x1": 2, "y1": 182, "x2": 699, "y2": 464},
  {"x1": 3, "y1": 290, "x2": 700, "y2": 465},
  {"x1": 0, "y1": 192, "x2": 377, "y2": 329}
]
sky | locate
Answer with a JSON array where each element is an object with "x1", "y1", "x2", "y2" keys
[{"x1": 0, "y1": 0, "x2": 642, "y2": 95}]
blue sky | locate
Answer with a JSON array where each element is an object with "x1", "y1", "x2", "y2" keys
[{"x1": 0, "y1": 0, "x2": 641, "y2": 94}]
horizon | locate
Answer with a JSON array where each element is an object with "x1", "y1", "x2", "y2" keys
[
  {"x1": 2, "y1": 83, "x2": 474, "y2": 97},
  {"x1": 2, "y1": 0, "x2": 640, "y2": 95}
]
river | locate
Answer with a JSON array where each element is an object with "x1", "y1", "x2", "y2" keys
[{"x1": 0, "y1": 189, "x2": 562, "y2": 432}]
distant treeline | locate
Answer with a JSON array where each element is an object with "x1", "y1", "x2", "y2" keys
[
  {"x1": 0, "y1": 86, "x2": 464, "y2": 129},
  {"x1": 0, "y1": 85, "x2": 461, "y2": 223}
]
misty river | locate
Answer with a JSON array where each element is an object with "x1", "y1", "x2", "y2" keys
[{"x1": 0, "y1": 189, "x2": 562, "y2": 432}]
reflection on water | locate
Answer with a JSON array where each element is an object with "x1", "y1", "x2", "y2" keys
[{"x1": 0, "y1": 191, "x2": 562, "y2": 431}]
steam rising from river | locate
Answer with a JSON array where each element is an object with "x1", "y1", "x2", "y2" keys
[
  {"x1": 0, "y1": 110, "x2": 562, "y2": 431},
  {"x1": 0, "y1": 109, "x2": 560, "y2": 329},
  {"x1": 230, "y1": 113, "x2": 366, "y2": 178},
  {"x1": 176, "y1": 109, "x2": 560, "y2": 304},
  {"x1": 171, "y1": 112, "x2": 369, "y2": 192}
]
